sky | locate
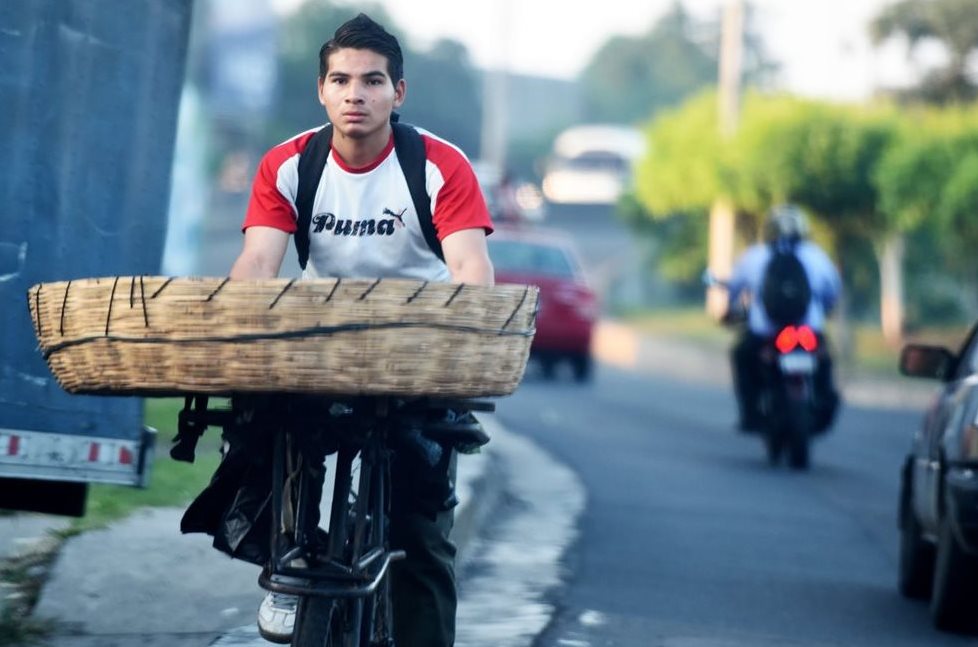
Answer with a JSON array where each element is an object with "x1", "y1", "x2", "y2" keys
[{"x1": 271, "y1": 0, "x2": 930, "y2": 102}]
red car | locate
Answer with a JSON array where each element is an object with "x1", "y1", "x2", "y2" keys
[{"x1": 488, "y1": 227, "x2": 598, "y2": 381}]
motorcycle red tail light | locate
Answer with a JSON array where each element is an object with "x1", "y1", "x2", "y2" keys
[
  {"x1": 775, "y1": 325, "x2": 819, "y2": 353},
  {"x1": 797, "y1": 325, "x2": 818, "y2": 352},
  {"x1": 775, "y1": 326, "x2": 798, "y2": 353}
]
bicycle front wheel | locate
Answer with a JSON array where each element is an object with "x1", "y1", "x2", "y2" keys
[
  {"x1": 360, "y1": 575, "x2": 394, "y2": 646},
  {"x1": 292, "y1": 595, "x2": 342, "y2": 647}
]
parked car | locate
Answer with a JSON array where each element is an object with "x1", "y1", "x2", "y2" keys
[
  {"x1": 488, "y1": 227, "x2": 598, "y2": 381},
  {"x1": 897, "y1": 322, "x2": 978, "y2": 633}
]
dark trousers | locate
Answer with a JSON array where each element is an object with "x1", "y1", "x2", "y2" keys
[
  {"x1": 731, "y1": 332, "x2": 766, "y2": 424},
  {"x1": 294, "y1": 429, "x2": 459, "y2": 646},
  {"x1": 389, "y1": 441, "x2": 458, "y2": 647}
]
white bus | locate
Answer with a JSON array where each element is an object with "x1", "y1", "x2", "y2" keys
[{"x1": 541, "y1": 124, "x2": 645, "y2": 205}]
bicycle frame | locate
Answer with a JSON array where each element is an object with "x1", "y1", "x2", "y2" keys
[
  {"x1": 175, "y1": 394, "x2": 493, "y2": 646},
  {"x1": 259, "y1": 400, "x2": 404, "y2": 598}
]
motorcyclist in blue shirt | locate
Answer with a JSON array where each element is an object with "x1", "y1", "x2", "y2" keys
[{"x1": 725, "y1": 204, "x2": 843, "y2": 431}]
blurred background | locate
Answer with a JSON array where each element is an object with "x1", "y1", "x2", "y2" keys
[{"x1": 168, "y1": 0, "x2": 978, "y2": 366}]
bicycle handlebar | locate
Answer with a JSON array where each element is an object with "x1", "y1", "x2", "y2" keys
[{"x1": 171, "y1": 393, "x2": 494, "y2": 463}]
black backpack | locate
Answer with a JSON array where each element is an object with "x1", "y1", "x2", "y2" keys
[
  {"x1": 293, "y1": 120, "x2": 443, "y2": 270},
  {"x1": 760, "y1": 242, "x2": 812, "y2": 326}
]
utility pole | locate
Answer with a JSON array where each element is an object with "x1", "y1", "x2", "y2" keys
[
  {"x1": 706, "y1": 0, "x2": 744, "y2": 318},
  {"x1": 480, "y1": 70, "x2": 508, "y2": 175},
  {"x1": 480, "y1": 0, "x2": 511, "y2": 177}
]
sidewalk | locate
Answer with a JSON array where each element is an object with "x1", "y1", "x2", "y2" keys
[{"x1": 23, "y1": 442, "x2": 494, "y2": 646}]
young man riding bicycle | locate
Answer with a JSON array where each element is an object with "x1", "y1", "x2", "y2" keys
[{"x1": 228, "y1": 13, "x2": 494, "y2": 645}]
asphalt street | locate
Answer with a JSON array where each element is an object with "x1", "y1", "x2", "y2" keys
[{"x1": 494, "y1": 361, "x2": 977, "y2": 647}]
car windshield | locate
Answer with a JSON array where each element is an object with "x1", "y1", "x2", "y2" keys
[{"x1": 489, "y1": 239, "x2": 578, "y2": 278}]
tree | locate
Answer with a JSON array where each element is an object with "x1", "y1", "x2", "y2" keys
[
  {"x1": 939, "y1": 150, "x2": 978, "y2": 261},
  {"x1": 936, "y1": 150, "x2": 978, "y2": 313},
  {"x1": 724, "y1": 94, "x2": 826, "y2": 219},
  {"x1": 399, "y1": 39, "x2": 482, "y2": 156},
  {"x1": 633, "y1": 90, "x2": 725, "y2": 216},
  {"x1": 930, "y1": 117, "x2": 978, "y2": 311},
  {"x1": 579, "y1": 3, "x2": 718, "y2": 124},
  {"x1": 870, "y1": 0, "x2": 978, "y2": 103},
  {"x1": 629, "y1": 90, "x2": 726, "y2": 287},
  {"x1": 635, "y1": 91, "x2": 905, "y2": 340},
  {"x1": 578, "y1": 2, "x2": 778, "y2": 126},
  {"x1": 266, "y1": 2, "x2": 368, "y2": 145},
  {"x1": 619, "y1": 192, "x2": 710, "y2": 288},
  {"x1": 730, "y1": 99, "x2": 901, "y2": 339},
  {"x1": 875, "y1": 119, "x2": 958, "y2": 235},
  {"x1": 875, "y1": 108, "x2": 978, "y2": 328}
]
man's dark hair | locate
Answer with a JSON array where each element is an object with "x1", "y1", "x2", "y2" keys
[{"x1": 319, "y1": 13, "x2": 403, "y2": 82}]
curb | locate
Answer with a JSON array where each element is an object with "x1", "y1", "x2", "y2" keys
[
  {"x1": 454, "y1": 416, "x2": 586, "y2": 647},
  {"x1": 453, "y1": 429, "x2": 505, "y2": 568}
]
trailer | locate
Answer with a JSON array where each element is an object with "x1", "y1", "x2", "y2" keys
[{"x1": 0, "y1": 0, "x2": 193, "y2": 516}]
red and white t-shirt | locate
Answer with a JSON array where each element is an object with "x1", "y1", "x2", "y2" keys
[{"x1": 242, "y1": 125, "x2": 493, "y2": 282}]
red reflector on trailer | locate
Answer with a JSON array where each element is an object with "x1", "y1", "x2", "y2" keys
[
  {"x1": 8, "y1": 436, "x2": 19, "y2": 456},
  {"x1": 119, "y1": 446, "x2": 134, "y2": 466},
  {"x1": 88, "y1": 443, "x2": 100, "y2": 462}
]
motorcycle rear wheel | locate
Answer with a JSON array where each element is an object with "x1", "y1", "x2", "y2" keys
[
  {"x1": 786, "y1": 431, "x2": 809, "y2": 470},
  {"x1": 785, "y1": 405, "x2": 813, "y2": 470},
  {"x1": 764, "y1": 433, "x2": 782, "y2": 466}
]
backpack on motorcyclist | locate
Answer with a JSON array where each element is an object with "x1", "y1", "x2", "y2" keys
[{"x1": 760, "y1": 241, "x2": 811, "y2": 327}]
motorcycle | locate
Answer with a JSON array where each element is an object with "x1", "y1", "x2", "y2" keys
[
  {"x1": 753, "y1": 322, "x2": 823, "y2": 469},
  {"x1": 706, "y1": 270, "x2": 833, "y2": 470}
]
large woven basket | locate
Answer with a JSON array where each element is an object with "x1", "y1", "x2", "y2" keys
[{"x1": 27, "y1": 276, "x2": 538, "y2": 398}]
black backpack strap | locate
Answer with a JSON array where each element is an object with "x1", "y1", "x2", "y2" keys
[
  {"x1": 392, "y1": 122, "x2": 443, "y2": 261},
  {"x1": 294, "y1": 124, "x2": 333, "y2": 270},
  {"x1": 294, "y1": 121, "x2": 442, "y2": 269}
]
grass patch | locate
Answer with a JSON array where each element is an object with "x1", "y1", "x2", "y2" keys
[
  {"x1": 623, "y1": 306, "x2": 732, "y2": 348},
  {"x1": 69, "y1": 398, "x2": 224, "y2": 534},
  {"x1": 620, "y1": 307, "x2": 972, "y2": 376},
  {"x1": 840, "y1": 322, "x2": 971, "y2": 375},
  {"x1": 0, "y1": 537, "x2": 63, "y2": 646}
]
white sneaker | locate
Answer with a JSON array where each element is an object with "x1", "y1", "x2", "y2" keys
[{"x1": 257, "y1": 591, "x2": 298, "y2": 644}]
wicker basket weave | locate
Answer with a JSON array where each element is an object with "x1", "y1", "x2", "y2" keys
[{"x1": 27, "y1": 276, "x2": 538, "y2": 398}]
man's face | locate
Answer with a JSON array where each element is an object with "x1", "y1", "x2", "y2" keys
[{"x1": 318, "y1": 48, "x2": 405, "y2": 140}]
